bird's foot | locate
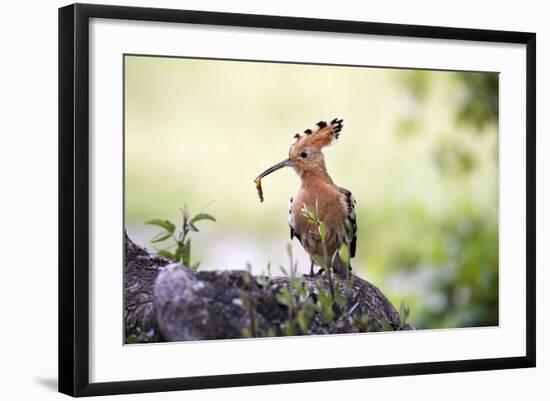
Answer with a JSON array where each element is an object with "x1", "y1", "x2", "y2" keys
[{"x1": 303, "y1": 268, "x2": 325, "y2": 278}]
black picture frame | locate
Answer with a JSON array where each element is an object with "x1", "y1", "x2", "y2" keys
[{"x1": 59, "y1": 3, "x2": 536, "y2": 397}]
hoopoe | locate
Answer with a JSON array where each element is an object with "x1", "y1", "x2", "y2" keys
[{"x1": 255, "y1": 118, "x2": 357, "y2": 276}]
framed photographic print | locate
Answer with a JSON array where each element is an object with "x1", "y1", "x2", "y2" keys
[{"x1": 58, "y1": 3, "x2": 536, "y2": 397}]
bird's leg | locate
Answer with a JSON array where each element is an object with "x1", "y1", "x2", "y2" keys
[
  {"x1": 304, "y1": 259, "x2": 325, "y2": 278},
  {"x1": 311, "y1": 260, "x2": 326, "y2": 276}
]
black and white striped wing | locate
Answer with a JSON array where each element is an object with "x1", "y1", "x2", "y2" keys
[
  {"x1": 339, "y1": 187, "x2": 357, "y2": 258},
  {"x1": 288, "y1": 197, "x2": 301, "y2": 243}
]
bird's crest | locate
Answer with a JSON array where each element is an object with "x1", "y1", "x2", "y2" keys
[{"x1": 290, "y1": 118, "x2": 343, "y2": 152}]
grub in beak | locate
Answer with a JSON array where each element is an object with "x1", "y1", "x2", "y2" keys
[
  {"x1": 254, "y1": 178, "x2": 264, "y2": 203},
  {"x1": 254, "y1": 159, "x2": 292, "y2": 203}
]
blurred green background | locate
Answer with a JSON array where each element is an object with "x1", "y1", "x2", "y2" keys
[{"x1": 125, "y1": 55, "x2": 499, "y2": 330}]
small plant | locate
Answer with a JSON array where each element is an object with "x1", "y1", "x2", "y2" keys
[
  {"x1": 277, "y1": 280, "x2": 317, "y2": 336},
  {"x1": 239, "y1": 206, "x2": 411, "y2": 338},
  {"x1": 253, "y1": 206, "x2": 356, "y2": 337},
  {"x1": 398, "y1": 301, "x2": 411, "y2": 330},
  {"x1": 241, "y1": 265, "x2": 258, "y2": 338},
  {"x1": 241, "y1": 244, "x2": 410, "y2": 337},
  {"x1": 125, "y1": 327, "x2": 158, "y2": 344},
  {"x1": 352, "y1": 314, "x2": 378, "y2": 332},
  {"x1": 301, "y1": 202, "x2": 336, "y2": 295},
  {"x1": 241, "y1": 264, "x2": 277, "y2": 338},
  {"x1": 146, "y1": 203, "x2": 215, "y2": 271}
]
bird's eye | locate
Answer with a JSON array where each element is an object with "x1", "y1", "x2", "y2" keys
[{"x1": 300, "y1": 151, "x2": 308, "y2": 158}]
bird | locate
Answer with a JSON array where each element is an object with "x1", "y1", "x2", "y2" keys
[{"x1": 255, "y1": 118, "x2": 357, "y2": 276}]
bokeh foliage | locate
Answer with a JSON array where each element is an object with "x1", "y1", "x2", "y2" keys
[
  {"x1": 125, "y1": 56, "x2": 498, "y2": 330},
  {"x1": 372, "y1": 70, "x2": 498, "y2": 328}
]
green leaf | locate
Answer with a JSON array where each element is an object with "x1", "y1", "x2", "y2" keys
[
  {"x1": 157, "y1": 250, "x2": 176, "y2": 260},
  {"x1": 343, "y1": 220, "x2": 354, "y2": 243},
  {"x1": 276, "y1": 288, "x2": 292, "y2": 307},
  {"x1": 265, "y1": 327, "x2": 276, "y2": 337},
  {"x1": 312, "y1": 256, "x2": 326, "y2": 269},
  {"x1": 275, "y1": 293, "x2": 288, "y2": 306},
  {"x1": 301, "y1": 204, "x2": 318, "y2": 224},
  {"x1": 286, "y1": 243, "x2": 293, "y2": 259},
  {"x1": 318, "y1": 221, "x2": 328, "y2": 242},
  {"x1": 338, "y1": 243, "x2": 350, "y2": 269},
  {"x1": 279, "y1": 265, "x2": 289, "y2": 277},
  {"x1": 175, "y1": 243, "x2": 184, "y2": 263},
  {"x1": 283, "y1": 321, "x2": 295, "y2": 336},
  {"x1": 240, "y1": 294, "x2": 251, "y2": 309},
  {"x1": 145, "y1": 219, "x2": 176, "y2": 234},
  {"x1": 242, "y1": 327, "x2": 253, "y2": 338},
  {"x1": 125, "y1": 335, "x2": 139, "y2": 344},
  {"x1": 334, "y1": 294, "x2": 347, "y2": 307},
  {"x1": 354, "y1": 315, "x2": 374, "y2": 332},
  {"x1": 380, "y1": 318, "x2": 394, "y2": 331},
  {"x1": 296, "y1": 309, "x2": 312, "y2": 334},
  {"x1": 243, "y1": 271, "x2": 252, "y2": 287},
  {"x1": 316, "y1": 288, "x2": 335, "y2": 323},
  {"x1": 399, "y1": 302, "x2": 410, "y2": 325},
  {"x1": 180, "y1": 238, "x2": 190, "y2": 266},
  {"x1": 319, "y1": 304, "x2": 334, "y2": 323},
  {"x1": 150, "y1": 232, "x2": 172, "y2": 244},
  {"x1": 289, "y1": 277, "x2": 301, "y2": 291},
  {"x1": 190, "y1": 213, "x2": 216, "y2": 224},
  {"x1": 190, "y1": 261, "x2": 200, "y2": 271}
]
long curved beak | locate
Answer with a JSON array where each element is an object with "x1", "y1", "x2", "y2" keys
[{"x1": 255, "y1": 159, "x2": 292, "y2": 181}]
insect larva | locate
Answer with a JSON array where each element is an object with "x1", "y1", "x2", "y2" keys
[{"x1": 254, "y1": 178, "x2": 264, "y2": 203}]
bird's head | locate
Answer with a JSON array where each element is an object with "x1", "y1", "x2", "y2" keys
[{"x1": 255, "y1": 118, "x2": 343, "y2": 180}]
